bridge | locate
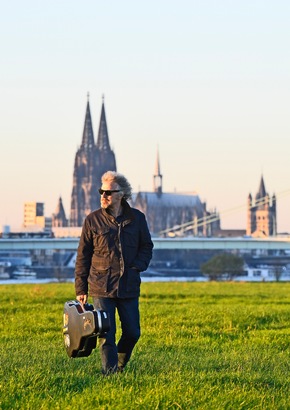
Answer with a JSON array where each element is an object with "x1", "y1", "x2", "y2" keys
[{"x1": 1, "y1": 237, "x2": 290, "y2": 251}]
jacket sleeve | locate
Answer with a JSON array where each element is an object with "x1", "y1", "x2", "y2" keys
[
  {"x1": 74, "y1": 218, "x2": 93, "y2": 295},
  {"x1": 131, "y1": 212, "x2": 154, "y2": 272}
]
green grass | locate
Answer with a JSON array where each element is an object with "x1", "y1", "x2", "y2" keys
[{"x1": 0, "y1": 282, "x2": 290, "y2": 409}]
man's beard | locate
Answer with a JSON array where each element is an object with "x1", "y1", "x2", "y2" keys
[{"x1": 101, "y1": 200, "x2": 112, "y2": 211}]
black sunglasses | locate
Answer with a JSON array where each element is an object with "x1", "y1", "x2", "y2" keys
[{"x1": 98, "y1": 188, "x2": 121, "y2": 196}]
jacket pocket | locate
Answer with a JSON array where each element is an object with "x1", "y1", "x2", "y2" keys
[
  {"x1": 88, "y1": 268, "x2": 110, "y2": 293},
  {"x1": 91, "y1": 226, "x2": 111, "y2": 251}
]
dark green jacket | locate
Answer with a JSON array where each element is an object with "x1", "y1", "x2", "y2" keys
[{"x1": 75, "y1": 201, "x2": 153, "y2": 298}]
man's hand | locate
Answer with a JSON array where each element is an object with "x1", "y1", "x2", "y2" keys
[{"x1": 76, "y1": 294, "x2": 88, "y2": 305}]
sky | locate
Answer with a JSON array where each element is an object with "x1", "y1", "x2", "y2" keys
[{"x1": 1, "y1": 0, "x2": 290, "y2": 232}]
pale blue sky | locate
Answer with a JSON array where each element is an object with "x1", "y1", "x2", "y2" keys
[{"x1": 1, "y1": 0, "x2": 290, "y2": 231}]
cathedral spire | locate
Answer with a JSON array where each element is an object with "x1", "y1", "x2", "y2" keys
[
  {"x1": 153, "y1": 146, "x2": 162, "y2": 195},
  {"x1": 52, "y1": 197, "x2": 68, "y2": 227},
  {"x1": 81, "y1": 95, "x2": 95, "y2": 150},
  {"x1": 96, "y1": 95, "x2": 111, "y2": 151},
  {"x1": 256, "y1": 174, "x2": 266, "y2": 200},
  {"x1": 155, "y1": 145, "x2": 161, "y2": 175}
]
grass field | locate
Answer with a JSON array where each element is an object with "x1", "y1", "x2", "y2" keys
[{"x1": 0, "y1": 282, "x2": 289, "y2": 409}]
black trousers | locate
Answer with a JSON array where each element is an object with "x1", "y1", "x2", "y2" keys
[{"x1": 93, "y1": 296, "x2": 140, "y2": 374}]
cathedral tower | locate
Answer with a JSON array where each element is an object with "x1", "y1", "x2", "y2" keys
[
  {"x1": 52, "y1": 197, "x2": 68, "y2": 227},
  {"x1": 70, "y1": 95, "x2": 116, "y2": 227},
  {"x1": 246, "y1": 175, "x2": 277, "y2": 237}
]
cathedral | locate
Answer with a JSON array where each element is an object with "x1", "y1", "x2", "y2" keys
[
  {"x1": 51, "y1": 96, "x2": 277, "y2": 238},
  {"x1": 52, "y1": 95, "x2": 219, "y2": 236},
  {"x1": 70, "y1": 96, "x2": 116, "y2": 227}
]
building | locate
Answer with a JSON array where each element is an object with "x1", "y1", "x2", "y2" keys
[
  {"x1": 24, "y1": 202, "x2": 44, "y2": 228},
  {"x1": 132, "y1": 148, "x2": 220, "y2": 237},
  {"x1": 64, "y1": 96, "x2": 278, "y2": 239},
  {"x1": 68, "y1": 95, "x2": 219, "y2": 236},
  {"x1": 70, "y1": 95, "x2": 116, "y2": 227},
  {"x1": 247, "y1": 175, "x2": 277, "y2": 237},
  {"x1": 23, "y1": 202, "x2": 51, "y2": 231}
]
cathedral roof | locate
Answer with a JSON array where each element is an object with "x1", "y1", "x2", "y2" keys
[
  {"x1": 81, "y1": 100, "x2": 95, "y2": 150},
  {"x1": 134, "y1": 191, "x2": 204, "y2": 209},
  {"x1": 96, "y1": 97, "x2": 111, "y2": 151}
]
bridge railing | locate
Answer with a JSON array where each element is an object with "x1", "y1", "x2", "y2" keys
[{"x1": 1, "y1": 237, "x2": 290, "y2": 251}]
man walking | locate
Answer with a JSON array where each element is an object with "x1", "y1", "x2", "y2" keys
[{"x1": 75, "y1": 171, "x2": 153, "y2": 374}]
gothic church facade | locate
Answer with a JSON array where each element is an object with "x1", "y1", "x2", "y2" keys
[
  {"x1": 66, "y1": 96, "x2": 220, "y2": 235},
  {"x1": 70, "y1": 97, "x2": 116, "y2": 227},
  {"x1": 54, "y1": 96, "x2": 277, "y2": 238}
]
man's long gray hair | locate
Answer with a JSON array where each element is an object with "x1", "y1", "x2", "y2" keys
[{"x1": 101, "y1": 171, "x2": 133, "y2": 200}]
